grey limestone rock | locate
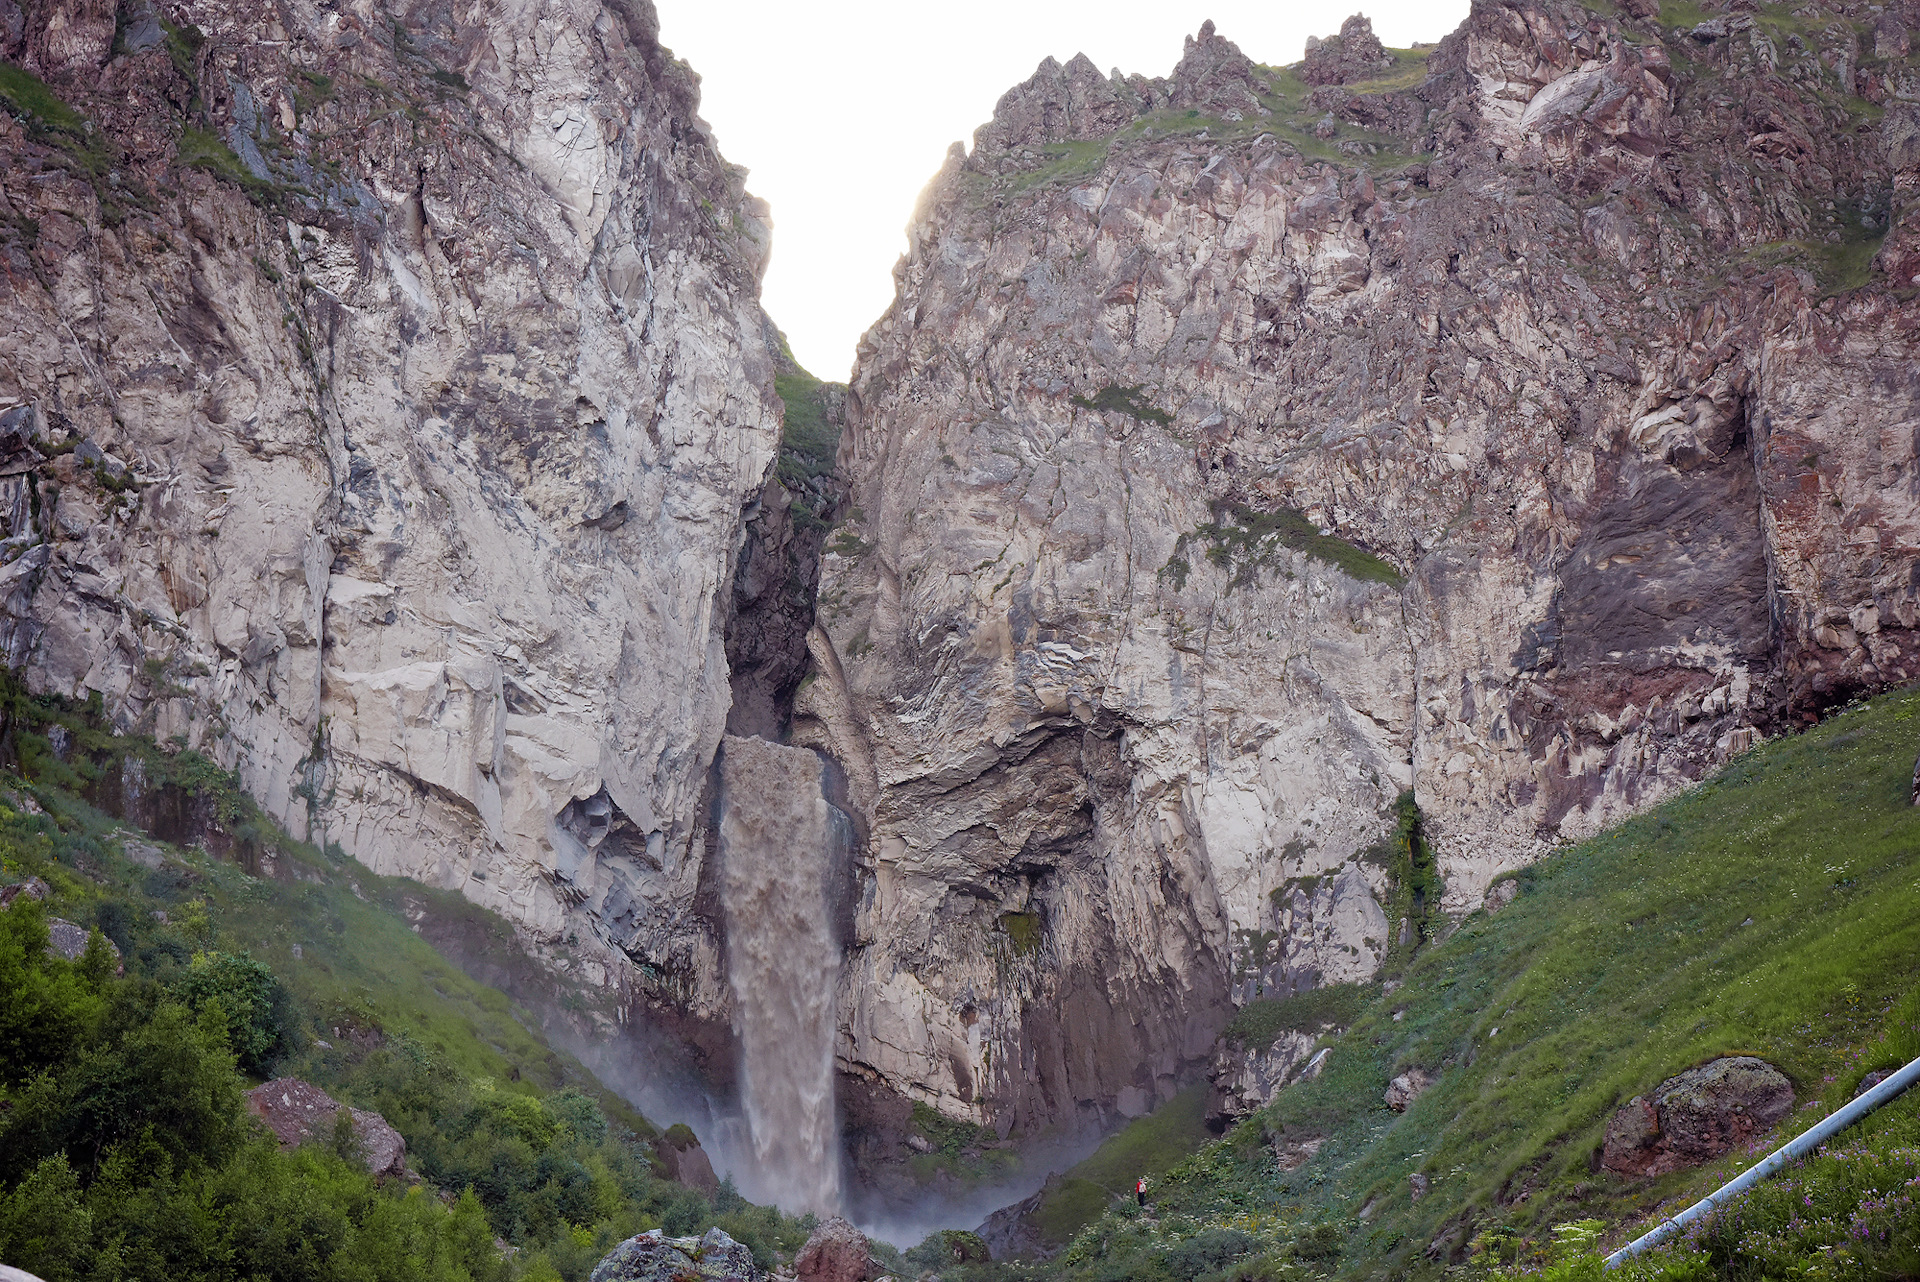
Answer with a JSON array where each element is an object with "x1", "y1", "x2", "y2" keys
[{"x1": 589, "y1": 1228, "x2": 760, "y2": 1282}]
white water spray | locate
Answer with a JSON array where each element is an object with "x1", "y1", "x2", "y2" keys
[{"x1": 718, "y1": 734, "x2": 845, "y2": 1215}]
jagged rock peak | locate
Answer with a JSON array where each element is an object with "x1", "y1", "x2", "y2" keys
[
  {"x1": 976, "y1": 50, "x2": 1145, "y2": 151},
  {"x1": 1168, "y1": 19, "x2": 1266, "y2": 116},
  {"x1": 1300, "y1": 13, "x2": 1396, "y2": 85},
  {"x1": 974, "y1": 20, "x2": 1277, "y2": 153}
]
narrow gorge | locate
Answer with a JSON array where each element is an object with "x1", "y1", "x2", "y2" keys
[{"x1": 4, "y1": 0, "x2": 1920, "y2": 1243}]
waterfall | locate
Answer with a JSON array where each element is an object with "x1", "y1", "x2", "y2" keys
[{"x1": 717, "y1": 734, "x2": 845, "y2": 1215}]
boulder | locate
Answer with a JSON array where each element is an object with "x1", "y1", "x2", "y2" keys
[
  {"x1": 1300, "y1": 14, "x2": 1395, "y2": 86},
  {"x1": 656, "y1": 1124, "x2": 721, "y2": 1197},
  {"x1": 0, "y1": 875, "x2": 48, "y2": 907},
  {"x1": 589, "y1": 1228, "x2": 760, "y2": 1282},
  {"x1": 44, "y1": 917, "x2": 122, "y2": 974},
  {"x1": 794, "y1": 1216, "x2": 875, "y2": 1282},
  {"x1": 1602, "y1": 1057, "x2": 1795, "y2": 1176},
  {"x1": 245, "y1": 1078, "x2": 407, "y2": 1176},
  {"x1": 1385, "y1": 1068, "x2": 1434, "y2": 1111}
]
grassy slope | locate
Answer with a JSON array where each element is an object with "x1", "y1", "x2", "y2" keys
[
  {"x1": 2, "y1": 781, "x2": 645, "y2": 1135},
  {"x1": 0, "y1": 709, "x2": 813, "y2": 1275},
  {"x1": 1037, "y1": 687, "x2": 1920, "y2": 1279}
]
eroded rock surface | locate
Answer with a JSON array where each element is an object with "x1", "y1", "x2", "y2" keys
[
  {"x1": 1602, "y1": 1056, "x2": 1795, "y2": 1175},
  {"x1": 590, "y1": 1228, "x2": 760, "y2": 1282},
  {"x1": 794, "y1": 1216, "x2": 877, "y2": 1282},
  {"x1": 804, "y1": 0, "x2": 1920, "y2": 1139},
  {"x1": 0, "y1": 0, "x2": 781, "y2": 1022},
  {"x1": 245, "y1": 1078, "x2": 408, "y2": 1176}
]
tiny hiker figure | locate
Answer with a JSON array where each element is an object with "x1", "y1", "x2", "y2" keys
[{"x1": 1136, "y1": 1177, "x2": 1148, "y2": 1207}]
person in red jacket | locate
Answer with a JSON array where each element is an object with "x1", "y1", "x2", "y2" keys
[{"x1": 1136, "y1": 1177, "x2": 1148, "y2": 1208}]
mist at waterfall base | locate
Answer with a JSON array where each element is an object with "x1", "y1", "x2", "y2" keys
[
  {"x1": 718, "y1": 735, "x2": 848, "y2": 1217},
  {"x1": 499, "y1": 737, "x2": 1119, "y2": 1246}
]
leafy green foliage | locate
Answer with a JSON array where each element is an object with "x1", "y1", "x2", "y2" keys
[
  {"x1": 999, "y1": 910, "x2": 1042, "y2": 956},
  {"x1": 174, "y1": 949, "x2": 298, "y2": 1076},
  {"x1": 1361, "y1": 791, "x2": 1441, "y2": 976},
  {"x1": 0, "y1": 697, "x2": 816, "y2": 1280},
  {"x1": 177, "y1": 126, "x2": 286, "y2": 205},
  {"x1": 0, "y1": 899, "x2": 102, "y2": 1085}
]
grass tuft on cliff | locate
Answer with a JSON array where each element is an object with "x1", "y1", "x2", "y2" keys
[
  {"x1": 770, "y1": 333, "x2": 843, "y2": 532},
  {"x1": 1165, "y1": 503, "x2": 1404, "y2": 592},
  {"x1": 1025, "y1": 685, "x2": 1920, "y2": 1281}
]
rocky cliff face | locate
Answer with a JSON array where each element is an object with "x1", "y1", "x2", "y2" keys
[
  {"x1": 0, "y1": 0, "x2": 780, "y2": 1015},
  {"x1": 804, "y1": 0, "x2": 1920, "y2": 1135}
]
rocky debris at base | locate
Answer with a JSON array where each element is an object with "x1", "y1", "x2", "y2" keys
[
  {"x1": 1385, "y1": 1069, "x2": 1435, "y2": 1112},
  {"x1": 1856, "y1": 1068, "x2": 1895, "y2": 1097},
  {"x1": 590, "y1": 1228, "x2": 760, "y2": 1282},
  {"x1": 794, "y1": 1216, "x2": 876, "y2": 1282},
  {"x1": 245, "y1": 1079, "x2": 407, "y2": 1177},
  {"x1": 977, "y1": 1187, "x2": 1052, "y2": 1262},
  {"x1": 1603, "y1": 1056, "x2": 1795, "y2": 1176}
]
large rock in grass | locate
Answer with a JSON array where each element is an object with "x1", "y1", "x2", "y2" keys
[
  {"x1": 1385, "y1": 1068, "x2": 1434, "y2": 1112},
  {"x1": 794, "y1": 1216, "x2": 876, "y2": 1282},
  {"x1": 589, "y1": 1228, "x2": 759, "y2": 1282},
  {"x1": 1603, "y1": 1056, "x2": 1795, "y2": 1176},
  {"x1": 245, "y1": 1079, "x2": 407, "y2": 1177}
]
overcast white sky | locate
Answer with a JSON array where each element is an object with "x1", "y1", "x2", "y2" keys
[{"x1": 653, "y1": 2, "x2": 1470, "y2": 380}]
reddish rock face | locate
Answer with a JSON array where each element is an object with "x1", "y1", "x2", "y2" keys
[
  {"x1": 807, "y1": 0, "x2": 1920, "y2": 1143},
  {"x1": 794, "y1": 1216, "x2": 876, "y2": 1282},
  {"x1": 1602, "y1": 1057, "x2": 1795, "y2": 1176},
  {"x1": 245, "y1": 1079, "x2": 407, "y2": 1177}
]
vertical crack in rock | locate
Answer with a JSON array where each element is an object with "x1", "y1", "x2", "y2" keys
[{"x1": 718, "y1": 734, "x2": 846, "y2": 1215}]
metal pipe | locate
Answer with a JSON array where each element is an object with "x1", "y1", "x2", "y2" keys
[{"x1": 1604, "y1": 1054, "x2": 1920, "y2": 1269}]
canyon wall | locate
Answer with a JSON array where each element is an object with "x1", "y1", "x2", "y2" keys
[
  {"x1": 802, "y1": 0, "x2": 1920, "y2": 1134},
  {"x1": 0, "y1": 0, "x2": 778, "y2": 1016},
  {"x1": 11, "y1": 0, "x2": 1920, "y2": 1184}
]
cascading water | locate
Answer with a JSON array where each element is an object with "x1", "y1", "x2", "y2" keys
[{"x1": 717, "y1": 734, "x2": 846, "y2": 1215}]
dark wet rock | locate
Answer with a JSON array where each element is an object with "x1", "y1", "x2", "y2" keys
[
  {"x1": 656, "y1": 1125, "x2": 720, "y2": 1197},
  {"x1": 1855, "y1": 1068, "x2": 1894, "y2": 1097}
]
